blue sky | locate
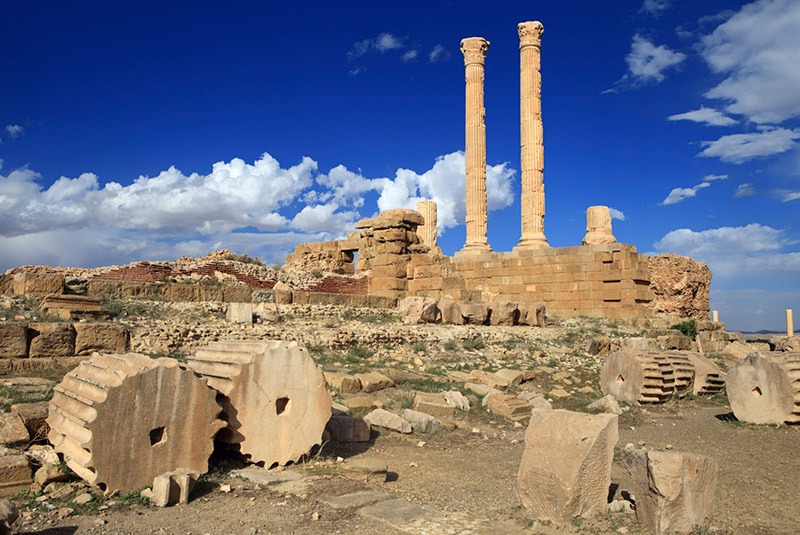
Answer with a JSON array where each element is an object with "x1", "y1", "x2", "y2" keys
[{"x1": 1, "y1": 0, "x2": 798, "y2": 331}]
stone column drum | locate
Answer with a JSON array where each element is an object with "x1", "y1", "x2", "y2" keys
[
  {"x1": 460, "y1": 37, "x2": 492, "y2": 254},
  {"x1": 582, "y1": 205, "x2": 617, "y2": 245},
  {"x1": 416, "y1": 200, "x2": 439, "y2": 250},
  {"x1": 515, "y1": 21, "x2": 549, "y2": 250}
]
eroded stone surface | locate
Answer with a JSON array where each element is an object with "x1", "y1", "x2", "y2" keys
[
  {"x1": 188, "y1": 340, "x2": 332, "y2": 467},
  {"x1": 518, "y1": 409, "x2": 618, "y2": 524},
  {"x1": 726, "y1": 352, "x2": 800, "y2": 424},
  {"x1": 48, "y1": 353, "x2": 224, "y2": 493},
  {"x1": 622, "y1": 448, "x2": 718, "y2": 535}
]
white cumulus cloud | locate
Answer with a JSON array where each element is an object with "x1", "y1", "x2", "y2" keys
[
  {"x1": 701, "y1": 0, "x2": 800, "y2": 124},
  {"x1": 609, "y1": 208, "x2": 626, "y2": 221},
  {"x1": 667, "y1": 106, "x2": 737, "y2": 126},
  {"x1": 654, "y1": 223, "x2": 784, "y2": 256},
  {"x1": 661, "y1": 182, "x2": 711, "y2": 205},
  {"x1": 0, "y1": 151, "x2": 517, "y2": 271},
  {"x1": 698, "y1": 127, "x2": 800, "y2": 164},
  {"x1": 616, "y1": 34, "x2": 686, "y2": 88}
]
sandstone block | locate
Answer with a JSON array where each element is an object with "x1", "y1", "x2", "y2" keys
[
  {"x1": 151, "y1": 469, "x2": 200, "y2": 507},
  {"x1": 325, "y1": 414, "x2": 371, "y2": 443},
  {"x1": 73, "y1": 323, "x2": 130, "y2": 355},
  {"x1": 324, "y1": 372, "x2": 362, "y2": 394},
  {"x1": 412, "y1": 392, "x2": 455, "y2": 420},
  {"x1": 622, "y1": 448, "x2": 718, "y2": 535},
  {"x1": 253, "y1": 302, "x2": 279, "y2": 322},
  {"x1": 0, "y1": 453, "x2": 32, "y2": 494},
  {"x1": 518, "y1": 410, "x2": 618, "y2": 524},
  {"x1": 438, "y1": 298, "x2": 464, "y2": 325},
  {"x1": 11, "y1": 402, "x2": 49, "y2": 441},
  {"x1": 485, "y1": 394, "x2": 533, "y2": 420},
  {"x1": 721, "y1": 341, "x2": 755, "y2": 362},
  {"x1": 12, "y1": 273, "x2": 64, "y2": 296},
  {"x1": 226, "y1": 302, "x2": 254, "y2": 323},
  {"x1": 443, "y1": 390, "x2": 471, "y2": 411},
  {"x1": 221, "y1": 285, "x2": 252, "y2": 303},
  {"x1": 461, "y1": 303, "x2": 490, "y2": 325},
  {"x1": 587, "y1": 394, "x2": 623, "y2": 415},
  {"x1": 0, "y1": 413, "x2": 29, "y2": 447},
  {"x1": 363, "y1": 408, "x2": 411, "y2": 434},
  {"x1": 28, "y1": 322, "x2": 75, "y2": 358},
  {"x1": 401, "y1": 409, "x2": 444, "y2": 434},
  {"x1": 355, "y1": 372, "x2": 394, "y2": 393},
  {"x1": 465, "y1": 382, "x2": 500, "y2": 397},
  {"x1": 396, "y1": 296, "x2": 441, "y2": 324},
  {"x1": 488, "y1": 301, "x2": 519, "y2": 326},
  {"x1": 518, "y1": 302, "x2": 547, "y2": 326},
  {"x1": 0, "y1": 324, "x2": 27, "y2": 359},
  {"x1": 495, "y1": 368, "x2": 524, "y2": 387},
  {"x1": 470, "y1": 370, "x2": 510, "y2": 391},
  {"x1": 0, "y1": 498, "x2": 18, "y2": 532}
]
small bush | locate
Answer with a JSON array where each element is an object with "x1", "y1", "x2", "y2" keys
[
  {"x1": 221, "y1": 253, "x2": 265, "y2": 266},
  {"x1": 348, "y1": 346, "x2": 374, "y2": 359},
  {"x1": 443, "y1": 340, "x2": 457, "y2": 351},
  {"x1": 670, "y1": 319, "x2": 698, "y2": 339},
  {"x1": 462, "y1": 336, "x2": 485, "y2": 351}
]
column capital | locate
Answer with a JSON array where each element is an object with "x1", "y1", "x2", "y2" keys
[
  {"x1": 518, "y1": 21, "x2": 544, "y2": 49},
  {"x1": 460, "y1": 37, "x2": 490, "y2": 66}
]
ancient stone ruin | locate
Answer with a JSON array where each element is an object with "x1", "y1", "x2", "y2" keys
[{"x1": 726, "y1": 352, "x2": 800, "y2": 424}]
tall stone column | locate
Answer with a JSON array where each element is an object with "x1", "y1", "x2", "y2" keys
[
  {"x1": 460, "y1": 37, "x2": 492, "y2": 254},
  {"x1": 515, "y1": 21, "x2": 549, "y2": 250},
  {"x1": 416, "y1": 200, "x2": 439, "y2": 250}
]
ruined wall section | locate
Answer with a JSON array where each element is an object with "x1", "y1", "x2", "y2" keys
[
  {"x1": 646, "y1": 254, "x2": 711, "y2": 321},
  {"x1": 284, "y1": 238, "x2": 358, "y2": 275}
]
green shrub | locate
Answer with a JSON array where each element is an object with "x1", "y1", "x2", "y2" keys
[{"x1": 670, "y1": 319, "x2": 698, "y2": 339}]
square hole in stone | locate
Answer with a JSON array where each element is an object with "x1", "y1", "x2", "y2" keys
[{"x1": 149, "y1": 426, "x2": 166, "y2": 446}]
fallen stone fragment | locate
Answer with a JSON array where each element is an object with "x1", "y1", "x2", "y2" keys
[
  {"x1": 548, "y1": 387, "x2": 571, "y2": 399},
  {"x1": 464, "y1": 382, "x2": 500, "y2": 397},
  {"x1": 622, "y1": 448, "x2": 718, "y2": 535},
  {"x1": 188, "y1": 340, "x2": 331, "y2": 467},
  {"x1": 49, "y1": 353, "x2": 224, "y2": 494},
  {"x1": 725, "y1": 352, "x2": 800, "y2": 424},
  {"x1": 608, "y1": 499, "x2": 634, "y2": 514},
  {"x1": 359, "y1": 498, "x2": 426, "y2": 527},
  {"x1": 720, "y1": 341, "x2": 755, "y2": 362},
  {"x1": 355, "y1": 372, "x2": 394, "y2": 393},
  {"x1": 24, "y1": 445, "x2": 59, "y2": 467},
  {"x1": 494, "y1": 368, "x2": 524, "y2": 387},
  {"x1": 485, "y1": 394, "x2": 534, "y2": 421},
  {"x1": 33, "y1": 462, "x2": 69, "y2": 492},
  {"x1": 518, "y1": 393, "x2": 552, "y2": 411},
  {"x1": 518, "y1": 409, "x2": 618, "y2": 524},
  {"x1": 325, "y1": 414, "x2": 371, "y2": 443},
  {"x1": 587, "y1": 394, "x2": 623, "y2": 415},
  {"x1": 443, "y1": 390, "x2": 470, "y2": 411},
  {"x1": 0, "y1": 412, "x2": 29, "y2": 447},
  {"x1": 150, "y1": 469, "x2": 200, "y2": 507},
  {"x1": 232, "y1": 467, "x2": 302, "y2": 486},
  {"x1": 341, "y1": 395, "x2": 375, "y2": 410},
  {"x1": 447, "y1": 371, "x2": 473, "y2": 383},
  {"x1": 73, "y1": 492, "x2": 94, "y2": 505},
  {"x1": 412, "y1": 392, "x2": 454, "y2": 420},
  {"x1": 363, "y1": 408, "x2": 412, "y2": 434},
  {"x1": 438, "y1": 298, "x2": 464, "y2": 325},
  {"x1": 401, "y1": 409, "x2": 444, "y2": 434},
  {"x1": 11, "y1": 401, "x2": 49, "y2": 443},
  {"x1": 396, "y1": 297, "x2": 441, "y2": 324},
  {"x1": 0, "y1": 498, "x2": 18, "y2": 535},
  {"x1": 0, "y1": 453, "x2": 32, "y2": 494},
  {"x1": 470, "y1": 370, "x2": 510, "y2": 391},
  {"x1": 318, "y1": 490, "x2": 390, "y2": 509},
  {"x1": 488, "y1": 301, "x2": 519, "y2": 326},
  {"x1": 686, "y1": 354, "x2": 725, "y2": 396},
  {"x1": 461, "y1": 303, "x2": 490, "y2": 325},
  {"x1": 586, "y1": 336, "x2": 611, "y2": 356},
  {"x1": 341, "y1": 458, "x2": 389, "y2": 482},
  {"x1": 225, "y1": 303, "x2": 253, "y2": 324},
  {"x1": 324, "y1": 372, "x2": 362, "y2": 394}
]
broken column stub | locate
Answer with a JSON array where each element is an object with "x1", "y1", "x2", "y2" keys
[
  {"x1": 518, "y1": 409, "x2": 618, "y2": 524},
  {"x1": 415, "y1": 200, "x2": 439, "y2": 252},
  {"x1": 726, "y1": 352, "x2": 800, "y2": 424},
  {"x1": 47, "y1": 353, "x2": 224, "y2": 494},
  {"x1": 459, "y1": 37, "x2": 492, "y2": 254},
  {"x1": 582, "y1": 206, "x2": 617, "y2": 245},
  {"x1": 187, "y1": 340, "x2": 332, "y2": 467},
  {"x1": 622, "y1": 448, "x2": 718, "y2": 535}
]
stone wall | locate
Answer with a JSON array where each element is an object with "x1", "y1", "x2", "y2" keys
[
  {"x1": 0, "y1": 322, "x2": 129, "y2": 361},
  {"x1": 647, "y1": 254, "x2": 712, "y2": 320}
]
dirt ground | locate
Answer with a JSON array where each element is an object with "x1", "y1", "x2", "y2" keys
[
  {"x1": 2, "y1": 304, "x2": 799, "y2": 535},
  {"x1": 13, "y1": 398, "x2": 800, "y2": 535}
]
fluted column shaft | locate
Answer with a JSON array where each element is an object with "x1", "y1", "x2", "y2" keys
[
  {"x1": 460, "y1": 37, "x2": 491, "y2": 253},
  {"x1": 416, "y1": 201, "x2": 438, "y2": 249},
  {"x1": 516, "y1": 21, "x2": 549, "y2": 250}
]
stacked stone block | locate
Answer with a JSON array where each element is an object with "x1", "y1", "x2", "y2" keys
[
  {"x1": 284, "y1": 239, "x2": 357, "y2": 275},
  {"x1": 0, "y1": 322, "x2": 129, "y2": 360},
  {"x1": 355, "y1": 209, "x2": 427, "y2": 298}
]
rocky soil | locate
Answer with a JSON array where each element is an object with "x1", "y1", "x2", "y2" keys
[{"x1": 1, "y1": 300, "x2": 798, "y2": 534}]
